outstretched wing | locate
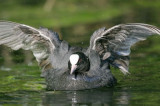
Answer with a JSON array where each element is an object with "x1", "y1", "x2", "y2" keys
[
  {"x1": 89, "y1": 23, "x2": 160, "y2": 74},
  {"x1": 0, "y1": 21, "x2": 61, "y2": 71}
]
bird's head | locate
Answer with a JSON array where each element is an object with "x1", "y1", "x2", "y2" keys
[{"x1": 68, "y1": 52, "x2": 90, "y2": 76}]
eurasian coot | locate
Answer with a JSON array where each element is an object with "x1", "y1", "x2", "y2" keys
[{"x1": 0, "y1": 21, "x2": 160, "y2": 90}]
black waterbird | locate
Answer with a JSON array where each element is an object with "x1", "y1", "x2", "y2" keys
[{"x1": 0, "y1": 21, "x2": 160, "y2": 90}]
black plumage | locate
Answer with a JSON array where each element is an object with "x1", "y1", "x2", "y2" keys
[{"x1": 0, "y1": 21, "x2": 160, "y2": 90}]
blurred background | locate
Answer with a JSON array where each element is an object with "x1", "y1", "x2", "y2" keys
[{"x1": 0, "y1": 0, "x2": 160, "y2": 66}]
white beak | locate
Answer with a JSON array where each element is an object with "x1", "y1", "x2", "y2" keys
[{"x1": 70, "y1": 64, "x2": 77, "y2": 74}]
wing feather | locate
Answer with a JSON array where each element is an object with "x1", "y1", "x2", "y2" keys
[
  {"x1": 89, "y1": 23, "x2": 160, "y2": 74},
  {"x1": 0, "y1": 21, "x2": 61, "y2": 72}
]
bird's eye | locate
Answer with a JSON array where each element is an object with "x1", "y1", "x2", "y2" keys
[{"x1": 78, "y1": 58, "x2": 82, "y2": 63}]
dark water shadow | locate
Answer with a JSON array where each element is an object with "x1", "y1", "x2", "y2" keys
[{"x1": 42, "y1": 87, "x2": 131, "y2": 105}]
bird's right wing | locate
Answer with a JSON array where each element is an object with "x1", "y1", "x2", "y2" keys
[{"x1": 0, "y1": 21, "x2": 61, "y2": 71}]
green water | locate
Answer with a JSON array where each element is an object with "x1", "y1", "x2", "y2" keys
[{"x1": 0, "y1": 36, "x2": 160, "y2": 105}]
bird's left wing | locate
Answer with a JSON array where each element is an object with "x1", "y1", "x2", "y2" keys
[
  {"x1": 0, "y1": 21, "x2": 61, "y2": 71},
  {"x1": 88, "y1": 23, "x2": 160, "y2": 74}
]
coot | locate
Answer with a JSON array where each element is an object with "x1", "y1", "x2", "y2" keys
[{"x1": 0, "y1": 21, "x2": 160, "y2": 90}]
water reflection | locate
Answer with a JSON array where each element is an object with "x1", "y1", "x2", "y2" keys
[
  {"x1": 42, "y1": 88, "x2": 130, "y2": 105},
  {"x1": 115, "y1": 88, "x2": 130, "y2": 105}
]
